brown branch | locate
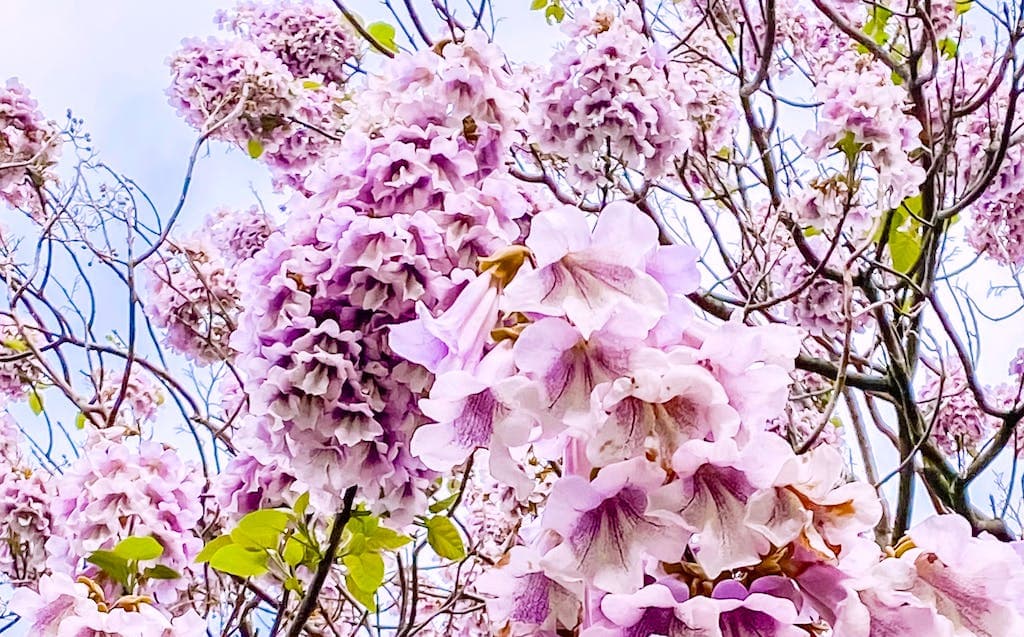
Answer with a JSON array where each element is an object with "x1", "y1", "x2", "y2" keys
[{"x1": 286, "y1": 486, "x2": 358, "y2": 637}]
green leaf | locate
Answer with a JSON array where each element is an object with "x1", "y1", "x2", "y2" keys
[
  {"x1": 885, "y1": 195, "x2": 924, "y2": 274},
  {"x1": 343, "y1": 552, "x2": 385, "y2": 592},
  {"x1": 955, "y1": 0, "x2": 973, "y2": 15},
  {"x1": 425, "y1": 516, "x2": 466, "y2": 561},
  {"x1": 889, "y1": 226, "x2": 922, "y2": 274},
  {"x1": 863, "y1": 6, "x2": 892, "y2": 46},
  {"x1": 247, "y1": 139, "x2": 264, "y2": 159},
  {"x1": 366, "y1": 526, "x2": 411, "y2": 552},
  {"x1": 283, "y1": 536, "x2": 305, "y2": 567},
  {"x1": 366, "y1": 22, "x2": 399, "y2": 54},
  {"x1": 142, "y1": 565, "x2": 181, "y2": 580},
  {"x1": 196, "y1": 534, "x2": 234, "y2": 563},
  {"x1": 28, "y1": 388, "x2": 43, "y2": 416},
  {"x1": 208, "y1": 544, "x2": 269, "y2": 578},
  {"x1": 231, "y1": 509, "x2": 291, "y2": 550},
  {"x1": 429, "y1": 493, "x2": 459, "y2": 514},
  {"x1": 301, "y1": 80, "x2": 322, "y2": 90},
  {"x1": 86, "y1": 550, "x2": 131, "y2": 590},
  {"x1": 834, "y1": 131, "x2": 863, "y2": 165},
  {"x1": 2, "y1": 339, "x2": 28, "y2": 352},
  {"x1": 938, "y1": 38, "x2": 958, "y2": 59},
  {"x1": 530, "y1": 0, "x2": 547, "y2": 9},
  {"x1": 346, "y1": 532, "x2": 368, "y2": 555},
  {"x1": 293, "y1": 491, "x2": 310, "y2": 518},
  {"x1": 545, "y1": 3, "x2": 565, "y2": 22},
  {"x1": 113, "y1": 536, "x2": 164, "y2": 561},
  {"x1": 284, "y1": 576, "x2": 304, "y2": 594},
  {"x1": 75, "y1": 412, "x2": 87, "y2": 429},
  {"x1": 345, "y1": 573, "x2": 377, "y2": 611}
]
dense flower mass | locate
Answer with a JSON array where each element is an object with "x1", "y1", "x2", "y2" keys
[
  {"x1": 167, "y1": 37, "x2": 297, "y2": 144},
  {"x1": 216, "y1": 0, "x2": 358, "y2": 85},
  {"x1": 45, "y1": 439, "x2": 204, "y2": 604},
  {"x1": 528, "y1": 5, "x2": 693, "y2": 185},
  {"x1": 918, "y1": 361, "x2": 999, "y2": 456},
  {"x1": 805, "y1": 52, "x2": 924, "y2": 209},
  {"x1": 144, "y1": 206, "x2": 271, "y2": 364},
  {"x1": 0, "y1": 79, "x2": 61, "y2": 215},
  {"x1": 0, "y1": 412, "x2": 52, "y2": 585}
]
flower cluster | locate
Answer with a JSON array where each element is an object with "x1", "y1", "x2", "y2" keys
[
  {"x1": 528, "y1": 5, "x2": 693, "y2": 185},
  {"x1": 395, "y1": 201, "x2": 861, "y2": 633},
  {"x1": 776, "y1": 237, "x2": 867, "y2": 337},
  {"x1": 168, "y1": 2, "x2": 354, "y2": 191},
  {"x1": 144, "y1": 206, "x2": 271, "y2": 364},
  {"x1": 389, "y1": 199, "x2": 1024, "y2": 634},
  {"x1": 45, "y1": 439, "x2": 205, "y2": 604},
  {"x1": 229, "y1": 34, "x2": 541, "y2": 523},
  {"x1": 10, "y1": 572, "x2": 205, "y2": 636},
  {"x1": 87, "y1": 368, "x2": 164, "y2": 436},
  {"x1": 0, "y1": 411, "x2": 52, "y2": 585},
  {"x1": 167, "y1": 37, "x2": 296, "y2": 144},
  {"x1": 805, "y1": 52, "x2": 924, "y2": 209},
  {"x1": 0, "y1": 78, "x2": 61, "y2": 215},
  {"x1": 215, "y1": 0, "x2": 358, "y2": 86},
  {"x1": 918, "y1": 361, "x2": 998, "y2": 456},
  {"x1": 0, "y1": 314, "x2": 44, "y2": 399},
  {"x1": 966, "y1": 191, "x2": 1024, "y2": 267}
]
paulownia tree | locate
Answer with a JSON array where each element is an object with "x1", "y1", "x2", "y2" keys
[{"x1": 2, "y1": 0, "x2": 1024, "y2": 634}]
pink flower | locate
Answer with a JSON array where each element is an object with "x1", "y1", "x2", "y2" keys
[
  {"x1": 412, "y1": 344, "x2": 537, "y2": 496},
  {"x1": 746, "y1": 444, "x2": 882, "y2": 559},
  {"x1": 528, "y1": 4, "x2": 693, "y2": 184},
  {"x1": 476, "y1": 545, "x2": 582, "y2": 636},
  {"x1": 588, "y1": 347, "x2": 739, "y2": 467},
  {"x1": 216, "y1": 0, "x2": 358, "y2": 86},
  {"x1": 542, "y1": 458, "x2": 688, "y2": 593},
  {"x1": 0, "y1": 79, "x2": 61, "y2": 217},
  {"x1": 503, "y1": 202, "x2": 668, "y2": 338},
  {"x1": 389, "y1": 269, "x2": 501, "y2": 375},
  {"x1": 656, "y1": 435, "x2": 793, "y2": 578},
  {"x1": 511, "y1": 317, "x2": 635, "y2": 433}
]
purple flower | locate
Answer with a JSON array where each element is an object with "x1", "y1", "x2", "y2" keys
[
  {"x1": 503, "y1": 202, "x2": 668, "y2": 339},
  {"x1": 542, "y1": 458, "x2": 688, "y2": 593}
]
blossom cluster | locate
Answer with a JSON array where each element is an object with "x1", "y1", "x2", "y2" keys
[
  {"x1": 391, "y1": 200, "x2": 1024, "y2": 634},
  {"x1": 805, "y1": 52, "x2": 924, "y2": 210},
  {"x1": 144, "y1": 205, "x2": 272, "y2": 364},
  {"x1": 0, "y1": 78, "x2": 61, "y2": 216},
  {"x1": 215, "y1": 0, "x2": 358, "y2": 86},
  {"x1": 168, "y1": 1, "x2": 354, "y2": 190},
  {"x1": 45, "y1": 439, "x2": 205, "y2": 604},
  {"x1": 527, "y1": 5, "x2": 697, "y2": 185},
  {"x1": 228, "y1": 34, "x2": 542, "y2": 523},
  {"x1": 0, "y1": 314, "x2": 44, "y2": 399},
  {"x1": 87, "y1": 368, "x2": 165, "y2": 437},
  {"x1": 918, "y1": 361, "x2": 999, "y2": 456},
  {"x1": 0, "y1": 411, "x2": 52, "y2": 585}
]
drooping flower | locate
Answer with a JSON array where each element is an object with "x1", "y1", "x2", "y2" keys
[
  {"x1": 502, "y1": 202, "x2": 668, "y2": 338},
  {"x1": 542, "y1": 457, "x2": 688, "y2": 593}
]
